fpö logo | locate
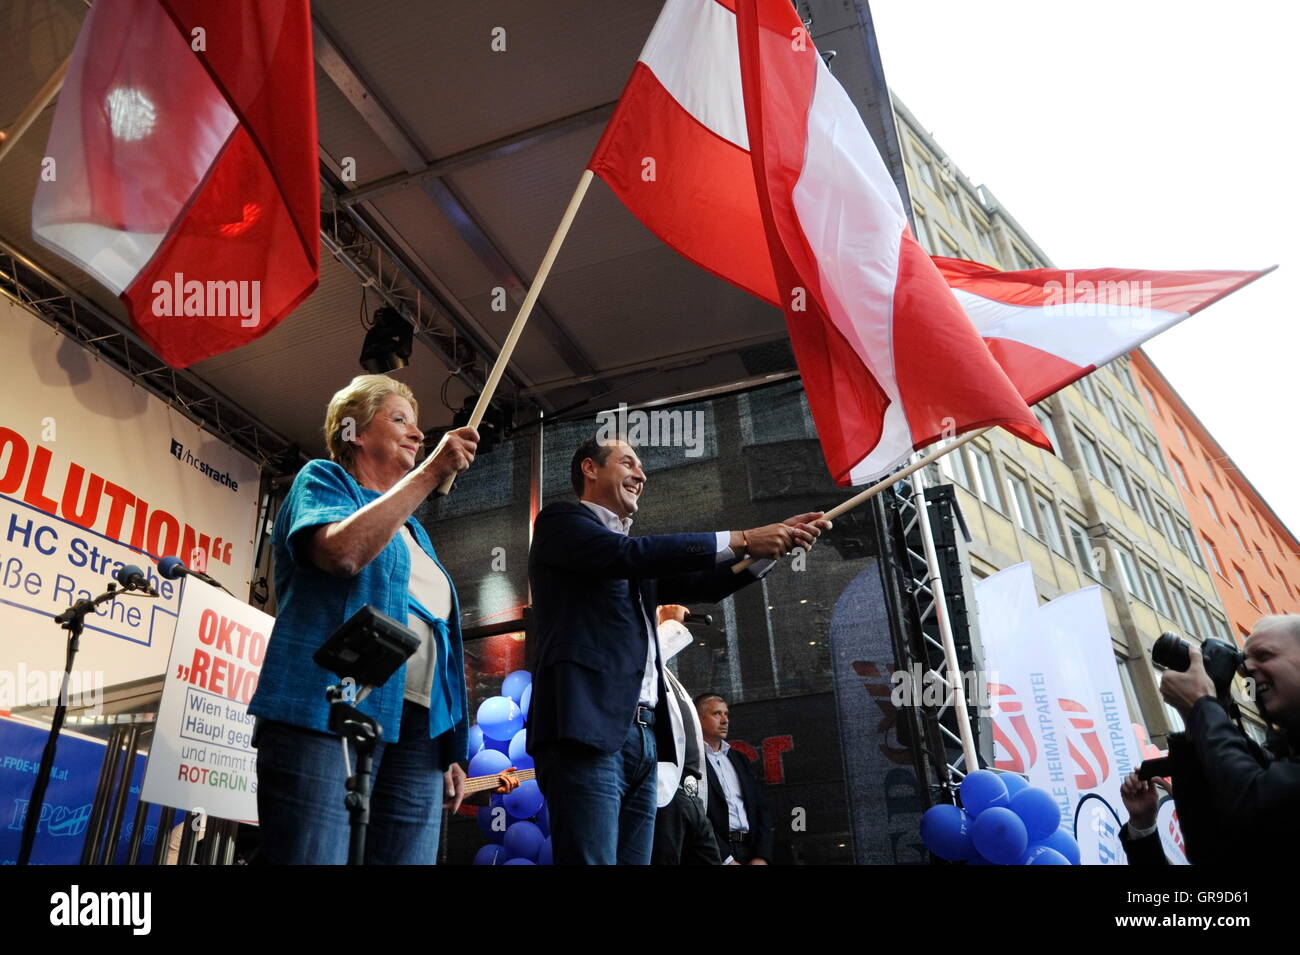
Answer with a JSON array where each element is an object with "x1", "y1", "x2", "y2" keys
[
  {"x1": 989, "y1": 682, "x2": 1037, "y2": 774},
  {"x1": 1059, "y1": 696, "x2": 1111, "y2": 790},
  {"x1": 989, "y1": 686, "x2": 1111, "y2": 790},
  {"x1": 169, "y1": 440, "x2": 239, "y2": 494}
]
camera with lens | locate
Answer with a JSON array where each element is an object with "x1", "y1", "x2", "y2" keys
[{"x1": 1151, "y1": 631, "x2": 1244, "y2": 703}]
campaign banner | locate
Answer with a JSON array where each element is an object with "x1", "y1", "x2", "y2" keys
[
  {"x1": 0, "y1": 297, "x2": 260, "y2": 698},
  {"x1": 141, "y1": 580, "x2": 270, "y2": 823},
  {"x1": 0, "y1": 715, "x2": 161, "y2": 864},
  {"x1": 975, "y1": 564, "x2": 1142, "y2": 864}
]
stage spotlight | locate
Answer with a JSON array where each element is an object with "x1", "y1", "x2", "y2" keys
[{"x1": 360, "y1": 307, "x2": 413, "y2": 373}]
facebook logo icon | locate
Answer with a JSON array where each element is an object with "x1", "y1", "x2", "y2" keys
[{"x1": 170, "y1": 439, "x2": 183, "y2": 460}]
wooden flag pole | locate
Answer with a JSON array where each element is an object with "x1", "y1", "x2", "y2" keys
[
  {"x1": 435, "y1": 168, "x2": 595, "y2": 496},
  {"x1": 730, "y1": 426, "x2": 991, "y2": 573},
  {"x1": 0, "y1": 55, "x2": 70, "y2": 165}
]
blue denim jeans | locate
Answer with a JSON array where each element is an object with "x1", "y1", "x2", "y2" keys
[
  {"x1": 535, "y1": 718, "x2": 658, "y2": 865},
  {"x1": 254, "y1": 700, "x2": 449, "y2": 864}
]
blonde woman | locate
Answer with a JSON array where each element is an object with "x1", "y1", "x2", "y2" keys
[{"x1": 249, "y1": 374, "x2": 478, "y2": 864}]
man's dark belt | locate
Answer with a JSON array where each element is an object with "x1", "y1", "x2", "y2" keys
[
  {"x1": 635, "y1": 704, "x2": 656, "y2": 727},
  {"x1": 728, "y1": 830, "x2": 751, "y2": 844}
]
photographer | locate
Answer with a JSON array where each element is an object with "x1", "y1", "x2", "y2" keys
[{"x1": 1120, "y1": 615, "x2": 1300, "y2": 864}]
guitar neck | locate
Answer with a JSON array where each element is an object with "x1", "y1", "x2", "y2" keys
[{"x1": 462, "y1": 767, "x2": 536, "y2": 796}]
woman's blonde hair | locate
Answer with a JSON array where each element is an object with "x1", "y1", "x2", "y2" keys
[{"x1": 323, "y1": 375, "x2": 418, "y2": 472}]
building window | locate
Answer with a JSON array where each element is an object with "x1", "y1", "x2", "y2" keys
[
  {"x1": 1123, "y1": 413, "x2": 1144, "y2": 449},
  {"x1": 1142, "y1": 386, "x2": 1163, "y2": 419},
  {"x1": 972, "y1": 219, "x2": 995, "y2": 256},
  {"x1": 912, "y1": 212, "x2": 933, "y2": 253},
  {"x1": 1035, "y1": 493, "x2": 1068, "y2": 556},
  {"x1": 1144, "y1": 433, "x2": 1169, "y2": 477},
  {"x1": 1033, "y1": 404, "x2": 1059, "y2": 449},
  {"x1": 1117, "y1": 362, "x2": 1139, "y2": 397},
  {"x1": 1154, "y1": 500, "x2": 1177, "y2": 545},
  {"x1": 1209, "y1": 612, "x2": 1230, "y2": 641},
  {"x1": 1190, "y1": 597, "x2": 1214, "y2": 641},
  {"x1": 1006, "y1": 471, "x2": 1039, "y2": 537},
  {"x1": 1140, "y1": 562, "x2": 1170, "y2": 616},
  {"x1": 1104, "y1": 454, "x2": 1133, "y2": 507},
  {"x1": 936, "y1": 439, "x2": 971, "y2": 488},
  {"x1": 1168, "y1": 582, "x2": 1195, "y2": 633},
  {"x1": 1203, "y1": 451, "x2": 1220, "y2": 484},
  {"x1": 1278, "y1": 569, "x2": 1293, "y2": 601},
  {"x1": 1068, "y1": 518, "x2": 1099, "y2": 577},
  {"x1": 1176, "y1": 423, "x2": 1192, "y2": 451},
  {"x1": 1202, "y1": 488, "x2": 1221, "y2": 524},
  {"x1": 1115, "y1": 545, "x2": 1145, "y2": 600},
  {"x1": 1075, "y1": 426, "x2": 1105, "y2": 481},
  {"x1": 1230, "y1": 519, "x2": 1247, "y2": 552},
  {"x1": 1076, "y1": 375, "x2": 1098, "y2": 405},
  {"x1": 1132, "y1": 480, "x2": 1156, "y2": 527},
  {"x1": 1178, "y1": 520, "x2": 1204, "y2": 568},
  {"x1": 915, "y1": 156, "x2": 937, "y2": 192},
  {"x1": 1262, "y1": 588, "x2": 1277, "y2": 614},
  {"x1": 1234, "y1": 565, "x2": 1256, "y2": 605},
  {"x1": 936, "y1": 231, "x2": 960, "y2": 259},
  {"x1": 1204, "y1": 536, "x2": 1226, "y2": 577},
  {"x1": 942, "y1": 184, "x2": 964, "y2": 224},
  {"x1": 968, "y1": 445, "x2": 1003, "y2": 511},
  {"x1": 1100, "y1": 390, "x2": 1121, "y2": 430},
  {"x1": 1171, "y1": 455, "x2": 1190, "y2": 490}
]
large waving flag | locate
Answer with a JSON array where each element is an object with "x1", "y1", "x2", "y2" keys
[
  {"x1": 591, "y1": 0, "x2": 1048, "y2": 485},
  {"x1": 933, "y1": 259, "x2": 1275, "y2": 405},
  {"x1": 590, "y1": 0, "x2": 1270, "y2": 486},
  {"x1": 32, "y1": 0, "x2": 318, "y2": 369}
]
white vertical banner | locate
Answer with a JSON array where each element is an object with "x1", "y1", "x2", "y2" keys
[
  {"x1": 975, "y1": 568, "x2": 1144, "y2": 864},
  {"x1": 141, "y1": 580, "x2": 270, "y2": 823}
]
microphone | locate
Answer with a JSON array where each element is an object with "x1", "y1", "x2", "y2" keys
[
  {"x1": 113, "y1": 564, "x2": 159, "y2": 597},
  {"x1": 158, "y1": 556, "x2": 234, "y2": 596}
]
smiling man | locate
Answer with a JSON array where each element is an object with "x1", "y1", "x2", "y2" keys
[
  {"x1": 527, "y1": 435, "x2": 828, "y2": 865},
  {"x1": 1119, "y1": 614, "x2": 1300, "y2": 863}
]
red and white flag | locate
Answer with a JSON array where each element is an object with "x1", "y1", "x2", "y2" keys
[
  {"x1": 32, "y1": 0, "x2": 318, "y2": 369},
  {"x1": 591, "y1": 0, "x2": 1049, "y2": 485},
  {"x1": 590, "y1": 0, "x2": 1270, "y2": 485},
  {"x1": 933, "y1": 258, "x2": 1275, "y2": 404}
]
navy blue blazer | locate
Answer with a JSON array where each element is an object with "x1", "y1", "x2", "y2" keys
[{"x1": 528, "y1": 500, "x2": 760, "y2": 757}]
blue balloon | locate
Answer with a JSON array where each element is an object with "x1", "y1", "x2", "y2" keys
[
  {"x1": 502, "y1": 670, "x2": 532, "y2": 705},
  {"x1": 508, "y1": 728, "x2": 533, "y2": 770},
  {"x1": 971, "y1": 806, "x2": 1028, "y2": 865},
  {"x1": 1000, "y1": 773, "x2": 1031, "y2": 799},
  {"x1": 1022, "y1": 845, "x2": 1071, "y2": 865},
  {"x1": 477, "y1": 805, "x2": 507, "y2": 844},
  {"x1": 538, "y1": 837, "x2": 553, "y2": 866},
  {"x1": 467, "y1": 724, "x2": 484, "y2": 756},
  {"x1": 919, "y1": 804, "x2": 975, "y2": 861},
  {"x1": 478, "y1": 696, "x2": 525, "y2": 741},
  {"x1": 468, "y1": 747, "x2": 512, "y2": 779},
  {"x1": 503, "y1": 779, "x2": 545, "y2": 819},
  {"x1": 1040, "y1": 827, "x2": 1081, "y2": 865},
  {"x1": 520, "y1": 685, "x2": 532, "y2": 721},
  {"x1": 960, "y1": 770, "x2": 1009, "y2": 817},
  {"x1": 1009, "y1": 787, "x2": 1062, "y2": 841},
  {"x1": 504, "y1": 820, "x2": 545, "y2": 862},
  {"x1": 473, "y1": 844, "x2": 507, "y2": 866},
  {"x1": 503, "y1": 857, "x2": 535, "y2": 865},
  {"x1": 484, "y1": 735, "x2": 511, "y2": 755}
]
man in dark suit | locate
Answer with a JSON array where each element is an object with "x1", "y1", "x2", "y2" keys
[
  {"x1": 528, "y1": 435, "x2": 827, "y2": 865},
  {"x1": 697, "y1": 693, "x2": 776, "y2": 864}
]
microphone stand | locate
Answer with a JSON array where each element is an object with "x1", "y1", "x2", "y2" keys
[{"x1": 18, "y1": 582, "x2": 149, "y2": 865}]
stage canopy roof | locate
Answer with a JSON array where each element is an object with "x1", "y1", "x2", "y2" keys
[{"x1": 0, "y1": 0, "x2": 901, "y2": 469}]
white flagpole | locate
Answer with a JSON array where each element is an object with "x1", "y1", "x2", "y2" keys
[{"x1": 436, "y1": 169, "x2": 594, "y2": 495}]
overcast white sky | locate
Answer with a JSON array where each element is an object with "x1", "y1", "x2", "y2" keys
[{"x1": 869, "y1": 1, "x2": 1299, "y2": 534}]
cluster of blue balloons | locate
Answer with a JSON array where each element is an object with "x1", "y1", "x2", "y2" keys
[
  {"x1": 920, "y1": 770, "x2": 1080, "y2": 865},
  {"x1": 469, "y1": 670, "x2": 552, "y2": 865}
]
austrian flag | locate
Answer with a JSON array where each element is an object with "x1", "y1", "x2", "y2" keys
[
  {"x1": 32, "y1": 0, "x2": 318, "y2": 368},
  {"x1": 590, "y1": 0, "x2": 1271, "y2": 485}
]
